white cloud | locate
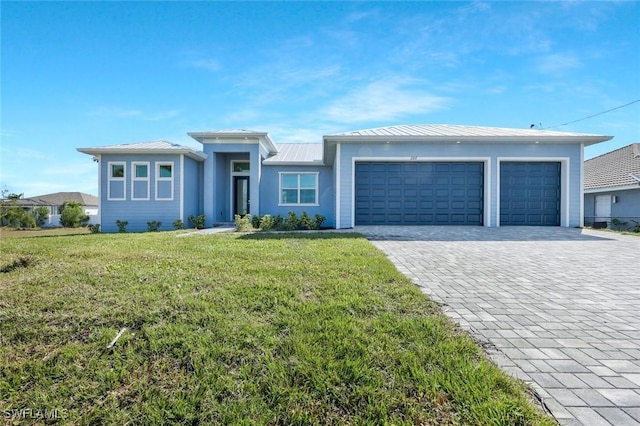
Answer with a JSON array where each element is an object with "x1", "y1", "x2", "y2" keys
[
  {"x1": 535, "y1": 53, "x2": 582, "y2": 75},
  {"x1": 321, "y1": 77, "x2": 450, "y2": 123},
  {"x1": 87, "y1": 107, "x2": 180, "y2": 121}
]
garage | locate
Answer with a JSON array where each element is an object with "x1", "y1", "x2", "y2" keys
[
  {"x1": 355, "y1": 162, "x2": 484, "y2": 225},
  {"x1": 500, "y1": 162, "x2": 561, "y2": 226}
]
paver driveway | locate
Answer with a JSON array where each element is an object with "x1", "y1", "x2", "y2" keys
[{"x1": 357, "y1": 226, "x2": 640, "y2": 426}]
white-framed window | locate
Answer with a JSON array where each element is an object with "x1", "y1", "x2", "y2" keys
[
  {"x1": 108, "y1": 162, "x2": 126, "y2": 200},
  {"x1": 155, "y1": 162, "x2": 174, "y2": 200},
  {"x1": 279, "y1": 172, "x2": 319, "y2": 205},
  {"x1": 132, "y1": 162, "x2": 150, "y2": 200}
]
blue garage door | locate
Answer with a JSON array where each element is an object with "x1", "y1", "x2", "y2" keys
[
  {"x1": 355, "y1": 162, "x2": 484, "y2": 225},
  {"x1": 500, "y1": 162, "x2": 560, "y2": 226}
]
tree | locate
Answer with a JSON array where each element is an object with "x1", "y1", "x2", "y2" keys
[
  {"x1": 59, "y1": 201, "x2": 89, "y2": 228},
  {"x1": 0, "y1": 192, "x2": 36, "y2": 228},
  {"x1": 34, "y1": 206, "x2": 50, "y2": 227}
]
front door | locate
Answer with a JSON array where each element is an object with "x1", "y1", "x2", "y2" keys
[
  {"x1": 595, "y1": 195, "x2": 611, "y2": 221},
  {"x1": 234, "y1": 176, "x2": 250, "y2": 216}
]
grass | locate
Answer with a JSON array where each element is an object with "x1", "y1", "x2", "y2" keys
[
  {"x1": 0, "y1": 231, "x2": 555, "y2": 425},
  {"x1": 0, "y1": 226, "x2": 91, "y2": 239}
]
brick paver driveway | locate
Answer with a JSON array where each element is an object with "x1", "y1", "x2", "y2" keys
[{"x1": 356, "y1": 226, "x2": 640, "y2": 426}]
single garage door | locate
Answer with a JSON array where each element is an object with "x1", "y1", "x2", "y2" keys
[
  {"x1": 500, "y1": 162, "x2": 560, "y2": 226},
  {"x1": 355, "y1": 162, "x2": 484, "y2": 225}
]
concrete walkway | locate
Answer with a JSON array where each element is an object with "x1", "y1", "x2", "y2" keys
[{"x1": 356, "y1": 226, "x2": 640, "y2": 426}]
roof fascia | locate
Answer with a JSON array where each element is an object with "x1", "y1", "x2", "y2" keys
[
  {"x1": 323, "y1": 135, "x2": 613, "y2": 145},
  {"x1": 187, "y1": 132, "x2": 278, "y2": 155},
  {"x1": 77, "y1": 147, "x2": 207, "y2": 162},
  {"x1": 584, "y1": 184, "x2": 640, "y2": 193}
]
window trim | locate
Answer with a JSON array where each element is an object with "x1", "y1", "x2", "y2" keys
[
  {"x1": 278, "y1": 172, "x2": 319, "y2": 206},
  {"x1": 155, "y1": 161, "x2": 174, "y2": 201},
  {"x1": 107, "y1": 161, "x2": 126, "y2": 201},
  {"x1": 131, "y1": 161, "x2": 150, "y2": 201}
]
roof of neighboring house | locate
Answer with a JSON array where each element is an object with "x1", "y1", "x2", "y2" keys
[
  {"x1": 584, "y1": 143, "x2": 640, "y2": 191},
  {"x1": 11, "y1": 192, "x2": 99, "y2": 207},
  {"x1": 77, "y1": 140, "x2": 207, "y2": 161},
  {"x1": 263, "y1": 144, "x2": 323, "y2": 165},
  {"x1": 324, "y1": 124, "x2": 612, "y2": 145}
]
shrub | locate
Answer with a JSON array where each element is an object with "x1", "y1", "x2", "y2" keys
[
  {"x1": 271, "y1": 214, "x2": 284, "y2": 230},
  {"x1": 251, "y1": 215, "x2": 261, "y2": 229},
  {"x1": 115, "y1": 220, "x2": 128, "y2": 233},
  {"x1": 34, "y1": 206, "x2": 50, "y2": 227},
  {"x1": 314, "y1": 214, "x2": 326, "y2": 229},
  {"x1": 259, "y1": 214, "x2": 274, "y2": 231},
  {"x1": 299, "y1": 211, "x2": 315, "y2": 230},
  {"x1": 60, "y1": 201, "x2": 89, "y2": 228},
  {"x1": 172, "y1": 219, "x2": 185, "y2": 230},
  {"x1": 284, "y1": 211, "x2": 300, "y2": 231},
  {"x1": 147, "y1": 221, "x2": 162, "y2": 232},
  {"x1": 188, "y1": 214, "x2": 206, "y2": 229},
  {"x1": 234, "y1": 214, "x2": 253, "y2": 232},
  {"x1": 87, "y1": 224, "x2": 100, "y2": 233}
]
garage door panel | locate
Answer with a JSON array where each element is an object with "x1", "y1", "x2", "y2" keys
[
  {"x1": 500, "y1": 162, "x2": 560, "y2": 226},
  {"x1": 355, "y1": 161, "x2": 484, "y2": 225}
]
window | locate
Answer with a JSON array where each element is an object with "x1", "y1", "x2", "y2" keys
[
  {"x1": 108, "y1": 162, "x2": 126, "y2": 200},
  {"x1": 279, "y1": 173, "x2": 318, "y2": 205},
  {"x1": 132, "y1": 162, "x2": 150, "y2": 200},
  {"x1": 156, "y1": 162, "x2": 174, "y2": 200},
  {"x1": 233, "y1": 161, "x2": 250, "y2": 173}
]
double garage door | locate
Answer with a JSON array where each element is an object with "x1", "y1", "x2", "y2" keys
[{"x1": 355, "y1": 161, "x2": 560, "y2": 226}]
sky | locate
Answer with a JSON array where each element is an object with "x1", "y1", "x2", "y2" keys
[{"x1": 1, "y1": 1, "x2": 639, "y2": 198}]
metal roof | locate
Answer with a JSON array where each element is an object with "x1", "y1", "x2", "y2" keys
[
  {"x1": 584, "y1": 143, "x2": 640, "y2": 191},
  {"x1": 77, "y1": 140, "x2": 207, "y2": 161},
  {"x1": 187, "y1": 130, "x2": 278, "y2": 155},
  {"x1": 263, "y1": 144, "x2": 323, "y2": 165},
  {"x1": 324, "y1": 124, "x2": 611, "y2": 144}
]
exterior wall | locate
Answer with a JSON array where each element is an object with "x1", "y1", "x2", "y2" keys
[
  {"x1": 336, "y1": 142, "x2": 582, "y2": 228},
  {"x1": 182, "y1": 156, "x2": 204, "y2": 223},
  {"x1": 260, "y1": 164, "x2": 335, "y2": 227},
  {"x1": 99, "y1": 154, "x2": 183, "y2": 232},
  {"x1": 584, "y1": 188, "x2": 640, "y2": 228},
  {"x1": 202, "y1": 143, "x2": 260, "y2": 226}
]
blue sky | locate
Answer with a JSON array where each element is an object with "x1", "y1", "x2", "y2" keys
[{"x1": 2, "y1": 1, "x2": 639, "y2": 197}]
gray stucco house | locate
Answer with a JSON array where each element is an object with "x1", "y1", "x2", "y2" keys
[
  {"x1": 77, "y1": 124, "x2": 612, "y2": 232},
  {"x1": 584, "y1": 143, "x2": 640, "y2": 229}
]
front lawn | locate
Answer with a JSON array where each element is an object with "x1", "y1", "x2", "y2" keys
[{"x1": 0, "y1": 232, "x2": 554, "y2": 425}]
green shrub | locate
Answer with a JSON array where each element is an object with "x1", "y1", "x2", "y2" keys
[
  {"x1": 259, "y1": 214, "x2": 274, "y2": 231},
  {"x1": 115, "y1": 220, "x2": 128, "y2": 233},
  {"x1": 34, "y1": 206, "x2": 50, "y2": 227},
  {"x1": 234, "y1": 214, "x2": 253, "y2": 232},
  {"x1": 314, "y1": 214, "x2": 326, "y2": 229},
  {"x1": 87, "y1": 224, "x2": 100, "y2": 233},
  {"x1": 172, "y1": 219, "x2": 185, "y2": 230},
  {"x1": 60, "y1": 201, "x2": 89, "y2": 228},
  {"x1": 147, "y1": 221, "x2": 162, "y2": 232},
  {"x1": 188, "y1": 214, "x2": 206, "y2": 229},
  {"x1": 299, "y1": 211, "x2": 315, "y2": 230},
  {"x1": 272, "y1": 214, "x2": 284, "y2": 230},
  {"x1": 283, "y1": 211, "x2": 300, "y2": 230},
  {"x1": 251, "y1": 215, "x2": 261, "y2": 229}
]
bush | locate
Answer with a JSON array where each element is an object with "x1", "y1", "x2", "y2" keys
[
  {"x1": 172, "y1": 219, "x2": 185, "y2": 230},
  {"x1": 299, "y1": 211, "x2": 315, "y2": 230},
  {"x1": 147, "y1": 221, "x2": 162, "y2": 232},
  {"x1": 188, "y1": 214, "x2": 206, "y2": 229},
  {"x1": 259, "y1": 214, "x2": 274, "y2": 231},
  {"x1": 284, "y1": 211, "x2": 300, "y2": 231},
  {"x1": 60, "y1": 201, "x2": 89, "y2": 228},
  {"x1": 115, "y1": 220, "x2": 128, "y2": 233},
  {"x1": 272, "y1": 214, "x2": 284, "y2": 230},
  {"x1": 87, "y1": 224, "x2": 100, "y2": 233},
  {"x1": 314, "y1": 214, "x2": 326, "y2": 229},
  {"x1": 251, "y1": 215, "x2": 261, "y2": 229},
  {"x1": 234, "y1": 214, "x2": 253, "y2": 232},
  {"x1": 34, "y1": 206, "x2": 49, "y2": 227}
]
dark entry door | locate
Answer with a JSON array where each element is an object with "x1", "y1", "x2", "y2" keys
[{"x1": 233, "y1": 176, "x2": 250, "y2": 216}]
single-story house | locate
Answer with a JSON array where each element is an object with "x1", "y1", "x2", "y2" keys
[
  {"x1": 584, "y1": 143, "x2": 640, "y2": 229},
  {"x1": 6, "y1": 192, "x2": 99, "y2": 227},
  {"x1": 77, "y1": 124, "x2": 612, "y2": 233}
]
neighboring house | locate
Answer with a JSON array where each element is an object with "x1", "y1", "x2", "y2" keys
[
  {"x1": 77, "y1": 125, "x2": 612, "y2": 232},
  {"x1": 584, "y1": 143, "x2": 640, "y2": 229},
  {"x1": 9, "y1": 192, "x2": 99, "y2": 227}
]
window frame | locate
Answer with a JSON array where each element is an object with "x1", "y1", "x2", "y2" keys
[
  {"x1": 278, "y1": 172, "x2": 319, "y2": 206},
  {"x1": 131, "y1": 161, "x2": 150, "y2": 201},
  {"x1": 155, "y1": 161, "x2": 174, "y2": 201},
  {"x1": 107, "y1": 162, "x2": 126, "y2": 201}
]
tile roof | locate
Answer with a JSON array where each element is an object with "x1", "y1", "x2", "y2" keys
[
  {"x1": 263, "y1": 144, "x2": 323, "y2": 164},
  {"x1": 584, "y1": 143, "x2": 640, "y2": 190},
  {"x1": 326, "y1": 124, "x2": 607, "y2": 139},
  {"x1": 16, "y1": 192, "x2": 98, "y2": 207}
]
